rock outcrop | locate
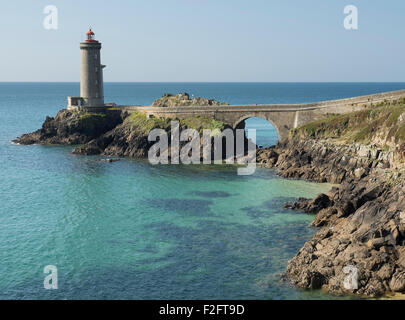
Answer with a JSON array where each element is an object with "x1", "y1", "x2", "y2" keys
[
  {"x1": 258, "y1": 99, "x2": 405, "y2": 297},
  {"x1": 151, "y1": 93, "x2": 229, "y2": 108},
  {"x1": 257, "y1": 139, "x2": 393, "y2": 184},
  {"x1": 13, "y1": 94, "x2": 246, "y2": 161},
  {"x1": 257, "y1": 127, "x2": 405, "y2": 297},
  {"x1": 13, "y1": 109, "x2": 126, "y2": 145},
  {"x1": 71, "y1": 112, "x2": 238, "y2": 158}
]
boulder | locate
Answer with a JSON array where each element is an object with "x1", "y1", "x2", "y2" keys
[{"x1": 389, "y1": 271, "x2": 405, "y2": 292}]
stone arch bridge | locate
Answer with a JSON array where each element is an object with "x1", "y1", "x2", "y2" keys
[{"x1": 117, "y1": 90, "x2": 405, "y2": 142}]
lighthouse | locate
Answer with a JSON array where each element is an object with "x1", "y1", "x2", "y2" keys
[{"x1": 68, "y1": 28, "x2": 105, "y2": 111}]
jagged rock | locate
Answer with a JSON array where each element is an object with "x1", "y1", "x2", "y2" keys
[
  {"x1": 358, "y1": 145, "x2": 371, "y2": 158},
  {"x1": 13, "y1": 109, "x2": 126, "y2": 145},
  {"x1": 389, "y1": 271, "x2": 405, "y2": 292},
  {"x1": 354, "y1": 168, "x2": 366, "y2": 179},
  {"x1": 312, "y1": 207, "x2": 338, "y2": 227},
  {"x1": 397, "y1": 247, "x2": 405, "y2": 269},
  {"x1": 256, "y1": 148, "x2": 279, "y2": 167},
  {"x1": 73, "y1": 143, "x2": 102, "y2": 155},
  {"x1": 258, "y1": 136, "x2": 405, "y2": 297},
  {"x1": 285, "y1": 193, "x2": 332, "y2": 214}
]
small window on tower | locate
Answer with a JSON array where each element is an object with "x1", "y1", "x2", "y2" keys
[{"x1": 95, "y1": 54, "x2": 98, "y2": 59}]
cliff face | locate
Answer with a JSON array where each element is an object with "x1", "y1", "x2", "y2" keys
[{"x1": 257, "y1": 99, "x2": 405, "y2": 297}]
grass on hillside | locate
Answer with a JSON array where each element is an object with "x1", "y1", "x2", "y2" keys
[
  {"x1": 76, "y1": 113, "x2": 108, "y2": 130},
  {"x1": 124, "y1": 112, "x2": 172, "y2": 134},
  {"x1": 292, "y1": 98, "x2": 405, "y2": 144},
  {"x1": 179, "y1": 116, "x2": 226, "y2": 133},
  {"x1": 124, "y1": 112, "x2": 226, "y2": 135}
]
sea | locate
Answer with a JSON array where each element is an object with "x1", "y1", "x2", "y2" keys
[{"x1": 1, "y1": 82, "x2": 404, "y2": 299}]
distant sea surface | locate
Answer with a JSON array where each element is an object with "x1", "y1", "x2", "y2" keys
[{"x1": 1, "y1": 82, "x2": 404, "y2": 299}]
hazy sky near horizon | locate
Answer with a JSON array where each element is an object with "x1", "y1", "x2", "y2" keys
[{"x1": 1, "y1": 0, "x2": 404, "y2": 82}]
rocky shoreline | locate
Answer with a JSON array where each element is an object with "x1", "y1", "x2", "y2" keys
[
  {"x1": 13, "y1": 109, "x2": 127, "y2": 146},
  {"x1": 13, "y1": 94, "x2": 250, "y2": 160},
  {"x1": 13, "y1": 108, "x2": 251, "y2": 160},
  {"x1": 258, "y1": 138, "x2": 405, "y2": 297}
]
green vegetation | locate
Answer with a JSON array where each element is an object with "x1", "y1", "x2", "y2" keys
[
  {"x1": 71, "y1": 110, "x2": 123, "y2": 133},
  {"x1": 292, "y1": 99, "x2": 405, "y2": 147},
  {"x1": 79, "y1": 113, "x2": 107, "y2": 121},
  {"x1": 179, "y1": 116, "x2": 225, "y2": 133},
  {"x1": 124, "y1": 112, "x2": 172, "y2": 134},
  {"x1": 77, "y1": 113, "x2": 107, "y2": 129},
  {"x1": 124, "y1": 112, "x2": 226, "y2": 136},
  {"x1": 395, "y1": 124, "x2": 405, "y2": 141}
]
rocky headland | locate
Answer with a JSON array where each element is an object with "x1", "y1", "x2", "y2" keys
[
  {"x1": 151, "y1": 93, "x2": 229, "y2": 108},
  {"x1": 13, "y1": 94, "x2": 244, "y2": 160},
  {"x1": 258, "y1": 99, "x2": 405, "y2": 297},
  {"x1": 14, "y1": 108, "x2": 126, "y2": 146}
]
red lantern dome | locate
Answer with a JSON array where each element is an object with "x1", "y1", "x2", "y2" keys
[{"x1": 85, "y1": 28, "x2": 97, "y2": 43}]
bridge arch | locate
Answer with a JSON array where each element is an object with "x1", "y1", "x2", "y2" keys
[{"x1": 233, "y1": 114, "x2": 280, "y2": 146}]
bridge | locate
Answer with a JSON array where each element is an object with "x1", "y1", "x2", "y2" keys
[{"x1": 114, "y1": 89, "x2": 405, "y2": 142}]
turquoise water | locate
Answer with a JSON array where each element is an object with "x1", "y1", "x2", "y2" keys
[{"x1": 1, "y1": 83, "x2": 404, "y2": 299}]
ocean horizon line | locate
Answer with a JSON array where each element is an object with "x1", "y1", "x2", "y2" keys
[{"x1": 1, "y1": 81, "x2": 405, "y2": 84}]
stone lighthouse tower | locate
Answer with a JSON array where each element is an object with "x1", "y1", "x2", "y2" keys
[{"x1": 68, "y1": 28, "x2": 105, "y2": 111}]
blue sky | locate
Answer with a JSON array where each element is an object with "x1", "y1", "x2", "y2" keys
[{"x1": 1, "y1": 0, "x2": 404, "y2": 82}]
